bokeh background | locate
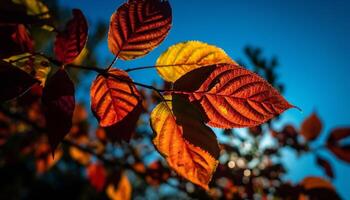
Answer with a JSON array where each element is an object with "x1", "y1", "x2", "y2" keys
[{"x1": 56, "y1": 0, "x2": 350, "y2": 199}]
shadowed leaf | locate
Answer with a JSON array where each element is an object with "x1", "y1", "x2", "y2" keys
[
  {"x1": 301, "y1": 112, "x2": 322, "y2": 141},
  {"x1": 0, "y1": 24, "x2": 33, "y2": 58},
  {"x1": 174, "y1": 63, "x2": 295, "y2": 128},
  {"x1": 54, "y1": 9, "x2": 88, "y2": 64},
  {"x1": 156, "y1": 41, "x2": 235, "y2": 82},
  {"x1": 108, "y1": 0, "x2": 172, "y2": 60},
  {"x1": 327, "y1": 128, "x2": 350, "y2": 163},
  {"x1": 316, "y1": 156, "x2": 334, "y2": 179},
  {"x1": 299, "y1": 177, "x2": 340, "y2": 200},
  {"x1": 87, "y1": 163, "x2": 106, "y2": 192},
  {"x1": 150, "y1": 95, "x2": 220, "y2": 190},
  {"x1": 0, "y1": 60, "x2": 38, "y2": 102},
  {"x1": 42, "y1": 68, "x2": 75, "y2": 153}
]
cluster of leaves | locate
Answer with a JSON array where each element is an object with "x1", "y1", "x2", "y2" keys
[{"x1": 0, "y1": 0, "x2": 349, "y2": 199}]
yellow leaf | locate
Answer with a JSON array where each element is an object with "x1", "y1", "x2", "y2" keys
[
  {"x1": 150, "y1": 95, "x2": 219, "y2": 190},
  {"x1": 72, "y1": 47, "x2": 88, "y2": 66},
  {"x1": 12, "y1": 0, "x2": 50, "y2": 18},
  {"x1": 106, "y1": 172, "x2": 132, "y2": 200},
  {"x1": 4, "y1": 53, "x2": 51, "y2": 86},
  {"x1": 156, "y1": 41, "x2": 235, "y2": 82}
]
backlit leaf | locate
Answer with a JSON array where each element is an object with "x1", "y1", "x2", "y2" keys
[
  {"x1": 108, "y1": 0, "x2": 172, "y2": 60},
  {"x1": 300, "y1": 112, "x2": 322, "y2": 141},
  {"x1": 90, "y1": 68, "x2": 141, "y2": 130},
  {"x1": 327, "y1": 128, "x2": 350, "y2": 163},
  {"x1": 106, "y1": 172, "x2": 132, "y2": 200},
  {"x1": 150, "y1": 95, "x2": 220, "y2": 190},
  {"x1": 35, "y1": 139, "x2": 62, "y2": 174},
  {"x1": 4, "y1": 53, "x2": 51, "y2": 86},
  {"x1": 42, "y1": 68, "x2": 75, "y2": 153},
  {"x1": 12, "y1": 0, "x2": 50, "y2": 19},
  {"x1": 156, "y1": 41, "x2": 235, "y2": 82},
  {"x1": 0, "y1": 60, "x2": 38, "y2": 102},
  {"x1": 174, "y1": 63, "x2": 295, "y2": 128},
  {"x1": 54, "y1": 9, "x2": 88, "y2": 64}
]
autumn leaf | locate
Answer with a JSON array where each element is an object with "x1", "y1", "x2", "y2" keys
[
  {"x1": 106, "y1": 172, "x2": 132, "y2": 200},
  {"x1": 173, "y1": 63, "x2": 295, "y2": 128},
  {"x1": 90, "y1": 68, "x2": 141, "y2": 127},
  {"x1": 299, "y1": 177, "x2": 340, "y2": 200},
  {"x1": 0, "y1": 24, "x2": 33, "y2": 58},
  {"x1": 54, "y1": 9, "x2": 88, "y2": 64},
  {"x1": 108, "y1": 0, "x2": 172, "y2": 60},
  {"x1": 327, "y1": 128, "x2": 350, "y2": 163},
  {"x1": 150, "y1": 95, "x2": 220, "y2": 190},
  {"x1": 300, "y1": 112, "x2": 322, "y2": 141},
  {"x1": 0, "y1": 60, "x2": 38, "y2": 102},
  {"x1": 316, "y1": 156, "x2": 334, "y2": 179},
  {"x1": 156, "y1": 41, "x2": 235, "y2": 82},
  {"x1": 4, "y1": 53, "x2": 51, "y2": 86},
  {"x1": 42, "y1": 68, "x2": 75, "y2": 153},
  {"x1": 87, "y1": 163, "x2": 106, "y2": 192},
  {"x1": 12, "y1": 0, "x2": 50, "y2": 19},
  {"x1": 11, "y1": 24, "x2": 34, "y2": 52}
]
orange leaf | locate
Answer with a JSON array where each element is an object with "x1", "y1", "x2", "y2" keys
[
  {"x1": 300, "y1": 112, "x2": 322, "y2": 141},
  {"x1": 299, "y1": 176, "x2": 340, "y2": 200},
  {"x1": 327, "y1": 128, "x2": 350, "y2": 163},
  {"x1": 150, "y1": 95, "x2": 220, "y2": 190},
  {"x1": 35, "y1": 139, "x2": 62, "y2": 174},
  {"x1": 300, "y1": 176, "x2": 334, "y2": 191},
  {"x1": 54, "y1": 9, "x2": 88, "y2": 64},
  {"x1": 174, "y1": 64, "x2": 295, "y2": 128},
  {"x1": 90, "y1": 69, "x2": 141, "y2": 141},
  {"x1": 42, "y1": 68, "x2": 75, "y2": 153},
  {"x1": 106, "y1": 172, "x2": 132, "y2": 200},
  {"x1": 108, "y1": 0, "x2": 172, "y2": 60}
]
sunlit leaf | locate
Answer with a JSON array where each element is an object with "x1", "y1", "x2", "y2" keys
[
  {"x1": 150, "y1": 95, "x2": 220, "y2": 190},
  {"x1": 54, "y1": 9, "x2": 88, "y2": 64},
  {"x1": 0, "y1": 60, "x2": 38, "y2": 102},
  {"x1": 173, "y1": 63, "x2": 295, "y2": 128},
  {"x1": 327, "y1": 128, "x2": 350, "y2": 163},
  {"x1": 90, "y1": 68, "x2": 141, "y2": 128},
  {"x1": 108, "y1": 0, "x2": 172, "y2": 60},
  {"x1": 42, "y1": 68, "x2": 75, "y2": 153},
  {"x1": 156, "y1": 41, "x2": 235, "y2": 82},
  {"x1": 69, "y1": 136, "x2": 91, "y2": 165},
  {"x1": 4, "y1": 53, "x2": 51, "y2": 86},
  {"x1": 106, "y1": 172, "x2": 132, "y2": 200},
  {"x1": 87, "y1": 162, "x2": 106, "y2": 192},
  {"x1": 300, "y1": 112, "x2": 322, "y2": 141}
]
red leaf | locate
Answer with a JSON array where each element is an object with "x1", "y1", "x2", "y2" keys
[
  {"x1": 0, "y1": 60, "x2": 38, "y2": 102},
  {"x1": 108, "y1": 0, "x2": 172, "y2": 60},
  {"x1": 42, "y1": 69, "x2": 75, "y2": 153},
  {"x1": 11, "y1": 24, "x2": 34, "y2": 52},
  {"x1": 54, "y1": 9, "x2": 88, "y2": 64},
  {"x1": 0, "y1": 25, "x2": 33, "y2": 58},
  {"x1": 87, "y1": 163, "x2": 107, "y2": 192},
  {"x1": 316, "y1": 156, "x2": 334, "y2": 178},
  {"x1": 173, "y1": 64, "x2": 295, "y2": 128},
  {"x1": 300, "y1": 112, "x2": 322, "y2": 141},
  {"x1": 327, "y1": 128, "x2": 350, "y2": 163}
]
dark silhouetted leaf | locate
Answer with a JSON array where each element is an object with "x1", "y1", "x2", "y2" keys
[
  {"x1": 174, "y1": 63, "x2": 295, "y2": 128},
  {"x1": 0, "y1": 60, "x2": 38, "y2": 102},
  {"x1": 327, "y1": 128, "x2": 350, "y2": 163},
  {"x1": 108, "y1": 0, "x2": 172, "y2": 60},
  {"x1": 0, "y1": 24, "x2": 33, "y2": 58},
  {"x1": 54, "y1": 9, "x2": 88, "y2": 64},
  {"x1": 42, "y1": 68, "x2": 75, "y2": 153},
  {"x1": 301, "y1": 112, "x2": 322, "y2": 141},
  {"x1": 316, "y1": 156, "x2": 334, "y2": 178}
]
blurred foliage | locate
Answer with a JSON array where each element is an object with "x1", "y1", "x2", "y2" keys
[{"x1": 0, "y1": 0, "x2": 348, "y2": 200}]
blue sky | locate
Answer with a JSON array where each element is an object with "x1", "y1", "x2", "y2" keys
[{"x1": 58, "y1": 0, "x2": 350, "y2": 198}]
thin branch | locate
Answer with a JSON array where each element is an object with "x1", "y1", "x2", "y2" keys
[
  {"x1": 106, "y1": 54, "x2": 118, "y2": 70},
  {"x1": 125, "y1": 63, "x2": 197, "y2": 72}
]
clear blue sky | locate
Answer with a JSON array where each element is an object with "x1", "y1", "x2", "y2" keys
[{"x1": 58, "y1": 0, "x2": 350, "y2": 198}]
